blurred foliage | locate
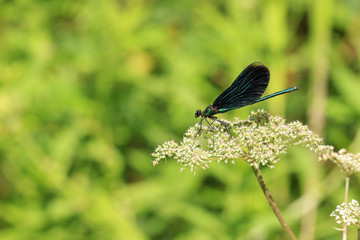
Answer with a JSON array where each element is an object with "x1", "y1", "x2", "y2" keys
[{"x1": 0, "y1": 0, "x2": 359, "y2": 239}]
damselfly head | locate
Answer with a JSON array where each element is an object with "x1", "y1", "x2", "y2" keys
[{"x1": 195, "y1": 110, "x2": 202, "y2": 118}]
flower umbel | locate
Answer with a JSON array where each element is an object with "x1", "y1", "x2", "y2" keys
[
  {"x1": 152, "y1": 110, "x2": 323, "y2": 172},
  {"x1": 318, "y1": 145, "x2": 360, "y2": 175},
  {"x1": 330, "y1": 199, "x2": 360, "y2": 227}
]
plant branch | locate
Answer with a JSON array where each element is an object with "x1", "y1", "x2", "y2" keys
[{"x1": 251, "y1": 164, "x2": 297, "y2": 240}]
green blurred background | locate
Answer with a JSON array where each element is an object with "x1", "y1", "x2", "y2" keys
[{"x1": 0, "y1": 0, "x2": 359, "y2": 239}]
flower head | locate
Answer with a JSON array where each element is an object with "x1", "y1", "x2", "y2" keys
[
  {"x1": 318, "y1": 145, "x2": 360, "y2": 175},
  {"x1": 152, "y1": 109, "x2": 323, "y2": 173},
  {"x1": 330, "y1": 199, "x2": 360, "y2": 227}
]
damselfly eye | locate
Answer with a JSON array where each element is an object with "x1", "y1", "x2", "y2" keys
[{"x1": 195, "y1": 110, "x2": 202, "y2": 118}]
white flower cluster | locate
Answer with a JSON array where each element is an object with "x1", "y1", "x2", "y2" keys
[
  {"x1": 152, "y1": 138, "x2": 212, "y2": 172},
  {"x1": 152, "y1": 109, "x2": 323, "y2": 173},
  {"x1": 330, "y1": 199, "x2": 360, "y2": 227},
  {"x1": 318, "y1": 145, "x2": 360, "y2": 175}
]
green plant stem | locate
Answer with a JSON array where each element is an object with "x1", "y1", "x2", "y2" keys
[
  {"x1": 251, "y1": 164, "x2": 297, "y2": 240},
  {"x1": 343, "y1": 176, "x2": 350, "y2": 240}
]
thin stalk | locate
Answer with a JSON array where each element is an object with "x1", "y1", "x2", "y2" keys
[
  {"x1": 251, "y1": 164, "x2": 297, "y2": 240},
  {"x1": 343, "y1": 176, "x2": 350, "y2": 240}
]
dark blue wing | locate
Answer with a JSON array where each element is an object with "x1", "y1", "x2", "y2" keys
[{"x1": 212, "y1": 62, "x2": 270, "y2": 112}]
